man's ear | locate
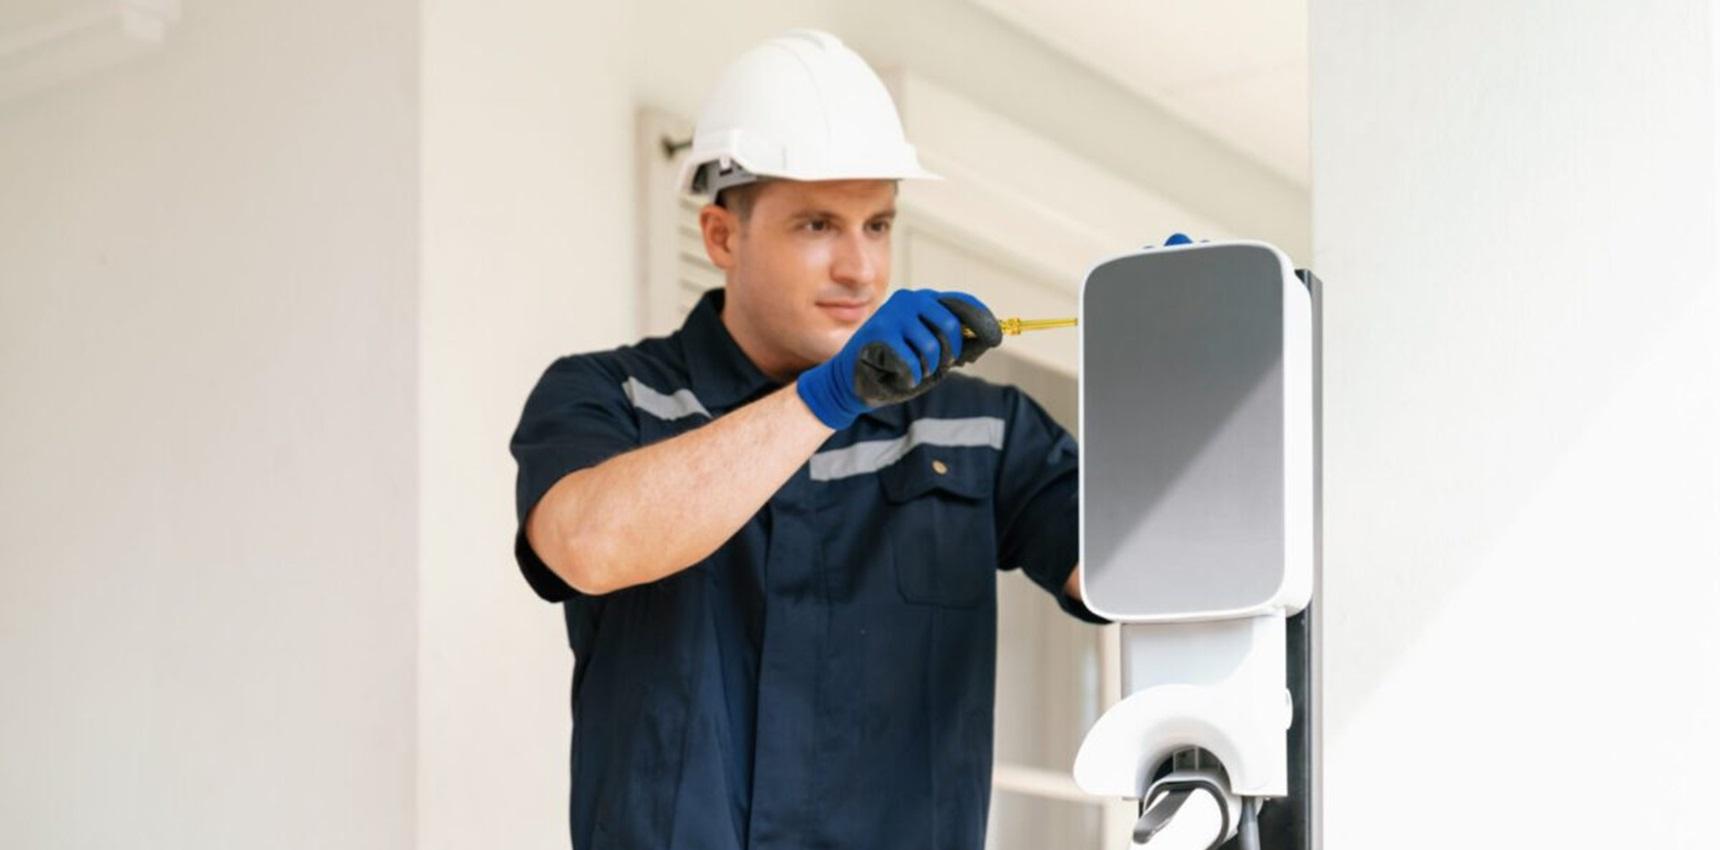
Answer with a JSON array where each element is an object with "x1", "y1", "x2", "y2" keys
[{"x1": 699, "y1": 203, "x2": 739, "y2": 271}]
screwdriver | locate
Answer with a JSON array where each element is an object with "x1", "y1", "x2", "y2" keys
[{"x1": 962, "y1": 317, "x2": 1079, "y2": 338}]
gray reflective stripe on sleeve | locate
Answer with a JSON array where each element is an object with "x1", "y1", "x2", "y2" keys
[
  {"x1": 809, "y1": 416, "x2": 1005, "y2": 481},
  {"x1": 621, "y1": 377, "x2": 711, "y2": 421}
]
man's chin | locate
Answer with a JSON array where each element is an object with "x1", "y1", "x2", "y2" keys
[{"x1": 796, "y1": 334, "x2": 848, "y2": 370}]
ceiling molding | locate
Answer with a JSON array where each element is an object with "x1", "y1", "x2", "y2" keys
[{"x1": 0, "y1": 0, "x2": 181, "y2": 104}]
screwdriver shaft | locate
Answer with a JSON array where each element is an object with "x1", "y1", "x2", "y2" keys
[{"x1": 962, "y1": 316, "x2": 1079, "y2": 338}]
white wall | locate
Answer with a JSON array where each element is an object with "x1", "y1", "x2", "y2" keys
[
  {"x1": 417, "y1": 1, "x2": 635, "y2": 848},
  {"x1": 0, "y1": 2, "x2": 418, "y2": 848},
  {"x1": 1311, "y1": 2, "x2": 1720, "y2": 847}
]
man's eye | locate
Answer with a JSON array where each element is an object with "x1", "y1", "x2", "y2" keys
[
  {"x1": 803, "y1": 219, "x2": 830, "y2": 232},
  {"x1": 868, "y1": 219, "x2": 893, "y2": 234}
]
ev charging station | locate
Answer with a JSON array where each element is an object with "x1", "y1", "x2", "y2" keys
[{"x1": 1075, "y1": 242, "x2": 1321, "y2": 850}]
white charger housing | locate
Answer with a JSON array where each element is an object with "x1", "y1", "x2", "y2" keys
[{"x1": 1073, "y1": 241, "x2": 1316, "y2": 844}]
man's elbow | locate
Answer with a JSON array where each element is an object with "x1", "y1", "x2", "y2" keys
[
  {"x1": 527, "y1": 505, "x2": 627, "y2": 597},
  {"x1": 554, "y1": 546, "x2": 625, "y2": 597}
]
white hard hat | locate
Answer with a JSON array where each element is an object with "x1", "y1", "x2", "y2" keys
[{"x1": 678, "y1": 29, "x2": 941, "y2": 196}]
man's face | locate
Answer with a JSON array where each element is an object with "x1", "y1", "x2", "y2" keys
[{"x1": 701, "y1": 179, "x2": 896, "y2": 378}]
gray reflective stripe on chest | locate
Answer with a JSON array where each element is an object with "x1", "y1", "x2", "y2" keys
[
  {"x1": 621, "y1": 376, "x2": 711, "y2": 420},
  {"x1": 810, "y1": 416, "x2": 1005, "y2": 481}
]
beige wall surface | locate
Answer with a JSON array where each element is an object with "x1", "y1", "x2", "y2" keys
[
  {"x1": 0, "y1": 1, "x2": 419, "y2": 847},
  {"x1": 416, "y1": 1, "x2": 635, "y2": 847}
]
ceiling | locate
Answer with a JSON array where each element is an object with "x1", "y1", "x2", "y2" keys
[{"x1": 966, "y1": 0, "x2": 1309, "y2": 186}]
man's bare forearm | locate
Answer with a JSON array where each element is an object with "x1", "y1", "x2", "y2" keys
[{"x1": 525, "y1": 381, "x2": 833, "y2": 595}]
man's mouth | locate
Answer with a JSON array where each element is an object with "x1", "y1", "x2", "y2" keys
[{"x1": 816, "y1": 300, "x2": 871, "y2": 323}]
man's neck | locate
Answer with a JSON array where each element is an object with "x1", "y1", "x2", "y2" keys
[{"x1": 719, "y1": 301, "x2": 801, "y2": 385}]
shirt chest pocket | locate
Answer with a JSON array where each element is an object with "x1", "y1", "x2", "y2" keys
[{"x1": 879, "y1": 452, "x2": 998, "y2": 608}]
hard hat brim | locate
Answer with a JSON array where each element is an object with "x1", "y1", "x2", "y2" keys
[{"x1": 677, "y1": 155, "x2": 943, "y2": 196}]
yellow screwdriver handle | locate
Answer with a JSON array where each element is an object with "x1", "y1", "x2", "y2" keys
[{"x1": 962, "y1": 316, "x2": 1079, "y2": 338}]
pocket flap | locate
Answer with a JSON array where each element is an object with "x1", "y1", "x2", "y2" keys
[{"x1": 879, "y1": 451, "x2": 990, "y2": 503}]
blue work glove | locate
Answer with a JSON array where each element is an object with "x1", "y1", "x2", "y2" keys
[{"x1": 797, "y1": 289, "x2": 1003, "y2": 430}]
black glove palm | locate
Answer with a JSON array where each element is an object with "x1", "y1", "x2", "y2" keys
[{"x1": 854, "y1": 295, "x2": 1003, "y2": 406}]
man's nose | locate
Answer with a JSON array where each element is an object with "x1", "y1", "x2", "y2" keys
[{"x1": 829, "y1": 228, "x2": 879, "y2": 289}]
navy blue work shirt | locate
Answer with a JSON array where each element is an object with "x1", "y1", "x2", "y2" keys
[{"x1": 510, "y1": 289, "x2": 1105, "y2": 850}]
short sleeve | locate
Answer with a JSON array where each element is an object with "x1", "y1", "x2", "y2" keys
[
  {"x1": 993, "y1": 386, "x2": 1109, "y2": 624},
  {"x1": 508, "y1": 355, "x2": 641, "y2": 602}
]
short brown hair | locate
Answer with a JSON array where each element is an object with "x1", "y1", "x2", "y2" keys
[{"x1": 713, "y1": 180, "x2": 771, "y2": 222}]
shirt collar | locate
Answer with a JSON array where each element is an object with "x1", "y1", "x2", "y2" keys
[
  {"x1": 680, "y1": 289, "x2": 780, "y2": 411},
  {"x1": 679, "y1": 288, "x2": 909, "y2": 428}
]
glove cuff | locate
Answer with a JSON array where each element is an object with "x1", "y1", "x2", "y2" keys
[{"x1": 796, "y1": 361, "x2": 864, "y2": 430}]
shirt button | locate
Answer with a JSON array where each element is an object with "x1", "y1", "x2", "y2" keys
[{"x1": 931, "y1": 459, "x2": 949, "y2": 475}]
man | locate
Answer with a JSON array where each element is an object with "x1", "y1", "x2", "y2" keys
[{"x1": 509, "y1": 30, "x2": 1105, "y2": 850}]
